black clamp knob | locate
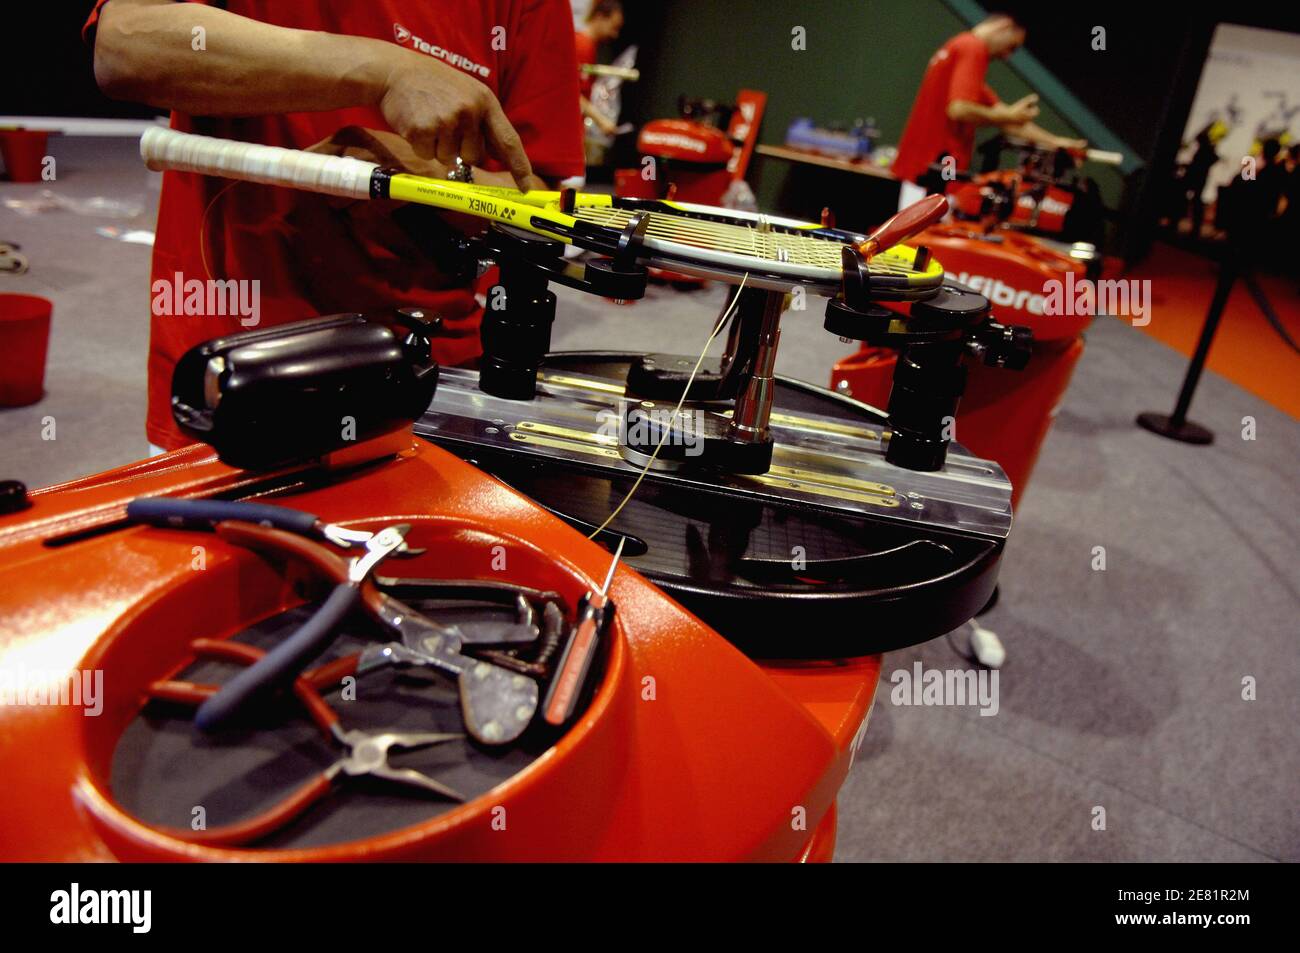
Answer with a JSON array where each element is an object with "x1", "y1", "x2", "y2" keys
[
  {"x1": 0, "y1": 480, "x2": 29, "y2": 515},
  {"x1": 612, "y1": 212, "x2": 651, "y2": 271},
  {"x1": 969, "y1": 321, "x2": 1033, "y2": 370}
]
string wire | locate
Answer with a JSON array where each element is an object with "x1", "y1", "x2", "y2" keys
[
  {"x1": 586, "y1": 273, "x2": 750, "y2": 541},
  {"x1": 199, "y1": 180, "x2": 240, "y2": 281}
]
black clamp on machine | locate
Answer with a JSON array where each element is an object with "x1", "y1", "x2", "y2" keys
[
  {"x1": 171, "y1": 308, "x2": 441, "y2": 470},
  {"x1": 826, "y1": 244, "x2": 1031, "y2": 471}
]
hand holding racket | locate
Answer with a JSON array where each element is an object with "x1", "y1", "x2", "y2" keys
[{"x1": 380, "y1": 57, "x2": 536, "y2": 188}]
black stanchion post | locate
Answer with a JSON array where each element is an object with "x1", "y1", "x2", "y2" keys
[{"x1": 1135, "y1": 255, "x2": 1237, "y2": 445}]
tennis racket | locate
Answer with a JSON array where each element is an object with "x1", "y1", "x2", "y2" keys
[
  {"x1": 140, "y1": 127, "x2": 946, "y2": 297},
  {"x1": 1002, "y1": 134, "x2": 1124, "y2": 167}
]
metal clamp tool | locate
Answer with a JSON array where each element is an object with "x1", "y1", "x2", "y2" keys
[{"x1": 131, "y1": 497, "x2": 544, "y2": 741}]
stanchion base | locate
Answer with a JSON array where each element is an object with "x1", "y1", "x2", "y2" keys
[{"x1": 1136, "y1": 412, "x2": 1214, "y2": 445}]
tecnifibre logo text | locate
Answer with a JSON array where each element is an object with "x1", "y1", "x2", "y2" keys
[
  {"x1": 947, "y1": 270, "x2": 1046, "y2": 315},
  {"x1": 393, "y1": 23, "x2": 490, "y2": 77}
]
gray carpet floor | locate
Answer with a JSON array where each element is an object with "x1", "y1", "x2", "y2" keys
[{"x1": 3, "y1": 137, "x2": 1296, "y2": 861}]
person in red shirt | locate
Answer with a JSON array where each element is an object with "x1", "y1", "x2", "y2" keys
[
  {"x1": 86, "y1": 0, "x2": 583, "y2": 451},
  {"x1": 574, "y1": 0, "x2": 624, "y2": 137},
  {"x1": 891, "y1": 13, "x2": 1085, "y2": 188}
]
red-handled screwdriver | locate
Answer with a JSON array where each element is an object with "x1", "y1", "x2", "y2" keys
[{"x1": 543, "y1": 536, "x2": 624, "y2": 726}]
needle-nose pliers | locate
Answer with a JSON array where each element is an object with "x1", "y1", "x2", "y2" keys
[{"x1": 147, "y1": 637, "x2": 464, "y2": 847}]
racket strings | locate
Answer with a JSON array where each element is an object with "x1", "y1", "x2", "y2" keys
[
  {"x1": 571, "y1": 207, "x2": 922, "y2": 276},
  {"x1": 573, "y1": 207, "x2": 840, "y2": 265}
]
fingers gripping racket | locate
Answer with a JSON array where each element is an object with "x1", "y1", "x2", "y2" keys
[{"x1": 141, "y1": 127, "x2": 946, "y2": 298}]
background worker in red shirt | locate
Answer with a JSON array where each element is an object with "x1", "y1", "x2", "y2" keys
[
  {"x1": 574, "y1": 0, "x2": 625, "y2": 138},
  {"x1": 891, "y1": 13, "x2": 1085, "y2": 201},
  {"x1": 87, "y1": 0, "x2": 583, "y2": 452}
]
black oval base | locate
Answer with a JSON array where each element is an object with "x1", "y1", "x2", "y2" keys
[{"x1": 1136, "y1": 411, "x2": 1214, "y2": 445}]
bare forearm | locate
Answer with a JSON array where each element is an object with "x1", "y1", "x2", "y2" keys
[
  {"x1": 947, "y1": 100, "x2": 1005, "y2": 128},
  {"x1": 94, "y1": 1, "x2": 407, "y2": 116},
  {"x1": 95, "y1": 0, "x2": 539, "y2": 185},
  {"x1": 1005, "y1": 122, "x2": 1062, "y2": 147}
]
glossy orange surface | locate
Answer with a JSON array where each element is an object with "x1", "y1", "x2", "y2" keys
[
  {"x1": 918, "y1": 224, "x2": 1093, "y2": 342},
  {"x1": 0, "y1": 437, "x2": 879, "y2": 861}
]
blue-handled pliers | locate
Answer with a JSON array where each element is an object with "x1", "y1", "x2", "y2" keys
[
  {"x1": 191, "y1": 522, "x2": 413, "y2": 732},
  {"x1": 128, "y1": 496, "x2": 421, "y2": 732},
  {"x1": 127, "y1": 497, "x2": 425, "y2": 555}
]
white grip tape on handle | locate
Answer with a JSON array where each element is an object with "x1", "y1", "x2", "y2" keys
[
  {"x1": 140, "y1": 127, "x2": 377, "y2": 200},
  {"x1": 1084, "y1": 149, "x2": 1123, "y2": 166}
]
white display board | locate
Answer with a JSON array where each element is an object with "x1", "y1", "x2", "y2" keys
[{"x1": 1180, "y1": 23, "x2": 1300, "y2": 201}]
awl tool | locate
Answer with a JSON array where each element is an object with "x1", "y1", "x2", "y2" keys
[{"x1": 543, "y1": 537, "x2": 623, "y2": 726}]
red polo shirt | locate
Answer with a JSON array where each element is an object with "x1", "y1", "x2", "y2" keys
[
  {"x1": 85, "y1": 0, "x2": 582, "y2": 449},
  {"x1": 892, "y1": 31, "x2": 997, "y2": 185}
]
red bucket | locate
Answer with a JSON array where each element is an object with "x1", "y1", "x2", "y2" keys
[
  {"x1": 0, "y1": 294, "x2": 52, "y2": 406},
  {"x1": 0, "y1": 130, "x2": 50, "y2": 183}
]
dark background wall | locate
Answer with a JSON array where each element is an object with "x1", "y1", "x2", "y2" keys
[
  {"x1": 4, "y1": 6, "x2": 160, "y2": 119},
  {"x1": 609, "y1": 0, "x2": 1150, "y2": 227},
  {"x1": 626, "y1": 0, "x2": 980, "y2": 216}
]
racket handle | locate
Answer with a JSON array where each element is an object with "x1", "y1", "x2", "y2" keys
[
  {"x1": 140, "y1": 126, "x2": 377, "y2": 200},
  {"x1": 857, "y1": 193, "x2": 948, "y2": 259},
  {"x1": 1083, "y1": 148, "x2": 1123, "y2": 166}
]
